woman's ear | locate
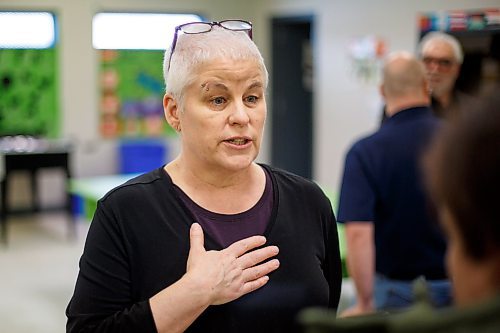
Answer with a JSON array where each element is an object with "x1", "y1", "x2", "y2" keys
[{"x1": 163, "y1": 94, "x2": 181, "y2": 132}]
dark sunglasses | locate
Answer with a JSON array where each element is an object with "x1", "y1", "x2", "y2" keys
[{"x1": 422, "y1": 56, "x2": 455, "y2": 69}]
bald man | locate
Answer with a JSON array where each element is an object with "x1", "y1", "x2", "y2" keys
[{"x1": 338, "y1": 52, "x2": 451, "y2": 317}]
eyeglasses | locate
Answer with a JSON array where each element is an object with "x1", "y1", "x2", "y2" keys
[
  {"x1": 166, "y1": 19, "x2": 253, "y2": 71},
  {"x1": 422, "y1": 56, "x2": 455, "y2": 70}
]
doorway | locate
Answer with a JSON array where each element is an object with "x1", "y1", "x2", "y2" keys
[{"x1": 271, "y1": 16, "x2": 314, "y2": 179}]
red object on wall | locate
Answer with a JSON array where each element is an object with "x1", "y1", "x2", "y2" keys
[{"x1": 448, "y1": 11, "x2": 467, "y2": 31}]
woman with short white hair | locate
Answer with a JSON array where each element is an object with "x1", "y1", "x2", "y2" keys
[{"x1": 67, "y1": 19, "x2": 342, "y2": 333}]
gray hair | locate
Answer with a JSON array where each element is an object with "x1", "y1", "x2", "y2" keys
[
  {"x1": 162, "y1": 26, "x2": 268, "y2": 108},
  {"x1": 418, "y1": 31, "x2": 464, "y2": 64}
]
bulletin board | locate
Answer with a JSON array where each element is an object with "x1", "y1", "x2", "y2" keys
[
  {"x1": 0, "y1": 48, "x2": 59, "y2": 137},
  {"x1": 99, "y1": 49, "x2": 175, "y2": 138},
  {"x1": 419, "y1": 8, "x2": 500, "y2": 33}
]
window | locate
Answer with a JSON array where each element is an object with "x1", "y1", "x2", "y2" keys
[
  {"x1": 0, "y1": 11, "x2": 55, "y2": 48},
  {"x1": 92, "y1": 13, "x2": 203, "y2": 50},
  {"x1": 0, "y1": 11, "x2": 58, "y2": 137}
]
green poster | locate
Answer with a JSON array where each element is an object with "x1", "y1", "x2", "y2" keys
[{"x1": 0, "y1": 48, "x2": 59, "y2": 137}]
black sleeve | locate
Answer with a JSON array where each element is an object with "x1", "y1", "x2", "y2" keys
[
  {"x1": 66, "y1": 201, "x2": 157, "y2": 333},
  {"x1": 323, "y1": 197, "x2": 343, "y2": 310}
]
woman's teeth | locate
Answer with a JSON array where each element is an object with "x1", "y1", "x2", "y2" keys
[{"x1": 228, "y1": 138, "x2": 247, "y2": 145}]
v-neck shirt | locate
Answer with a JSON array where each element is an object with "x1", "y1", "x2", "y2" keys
[{"x1": 173, "y1": 167, "x2": 273, "y2": 248}]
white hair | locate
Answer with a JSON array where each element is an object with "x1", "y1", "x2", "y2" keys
[
  {"x1": 418, "y1": 31, "x2": 464, "y2": 64},
  {"x1": 163, "y1": 26, "x2": 268, "y2": 108}
]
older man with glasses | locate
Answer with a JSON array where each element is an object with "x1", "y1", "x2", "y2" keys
[
  {"x1": 380, "y1": 32, "x2": 475, "y2": 124},
  {"x1": 419, "y1": 31, "x2": 476, "y2": 120}
]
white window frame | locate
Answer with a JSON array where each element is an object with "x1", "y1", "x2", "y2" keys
[
  {"x1": 0, "y1": 11, "x2": 56, "y2": 49},
  {"x1": 92, "y1": 12, "x2": 203, "y2": 50}
]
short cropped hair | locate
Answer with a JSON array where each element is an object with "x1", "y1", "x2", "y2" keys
[
  {"x1": 163, "y1": 26, "x2": 269, "y2": 108},
  {"x1": 424, "y1": 93, "x2": 500, "y2": 260},
  {"x1": 419, "y1": 31, "x2": 464, "y2": 64}
]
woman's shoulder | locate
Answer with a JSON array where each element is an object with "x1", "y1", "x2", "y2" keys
[
  {"x1": 260, "y1": 163, "x2": 327, "y2": 199},
  {"x1": 260, "y1": 163, "x2": 312, "y2": 184},
  {"x1": 100, "y1": 167, "x2": 171, "y2": 203}
]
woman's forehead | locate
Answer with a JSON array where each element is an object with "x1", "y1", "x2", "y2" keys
[{"x1": 191, "y1": 58, "x2": 265, "y2": 86}]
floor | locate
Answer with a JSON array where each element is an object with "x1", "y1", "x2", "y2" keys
[
  {"x1": 0, "y1": 211, "x2": 355, "y2": 333},
  {"x1": 0, "y1": 212, "x2": 89, "y2": 333}
]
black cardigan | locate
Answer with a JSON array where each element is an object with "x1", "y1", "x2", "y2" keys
[{"x1": 66, "y1": 164, "x2": 342, "y2": 333}]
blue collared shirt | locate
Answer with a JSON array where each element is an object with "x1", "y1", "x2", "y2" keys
[{"x1": 338, "y1": 106, "x2": 447, "y2": 280}]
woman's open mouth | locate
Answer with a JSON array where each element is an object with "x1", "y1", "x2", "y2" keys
[
  {"x1": 226, "y1": 138, "x2": 249, "y2": 145},
  {"x1": 224, "y1": 137, "x2": 252, "y2": 148}
]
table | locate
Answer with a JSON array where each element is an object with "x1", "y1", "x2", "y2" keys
[
  {"x1": 0, "y1": 138, "x2": 73, "y2": 244},
  {"x1": 69, "y1": 173, "x2": 140, "y2": 222}
]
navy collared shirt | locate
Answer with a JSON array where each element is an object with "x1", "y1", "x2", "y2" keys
[{"x1": 338, "y1": 106, "x2": 447, "y2": 280}]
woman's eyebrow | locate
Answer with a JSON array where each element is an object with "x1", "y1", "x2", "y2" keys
[
  {"x1": 201, "y1": 81, "x2": 229, "y2": 92},
  {"x1": 248, "y1": 81, "x2": 263, "y2": 90}
]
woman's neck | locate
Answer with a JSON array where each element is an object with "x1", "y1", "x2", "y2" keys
[{"x1": 164, "y1": 159, "x2": 266, "y2": 214}]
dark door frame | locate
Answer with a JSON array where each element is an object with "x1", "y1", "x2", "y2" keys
[{"x1": 270, "y1": 15, "x2": 314, "y2": 179}]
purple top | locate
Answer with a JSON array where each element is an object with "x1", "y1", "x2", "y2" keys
[{"x1": 174, "y1": 168, "x2": 273, "y2": 248}]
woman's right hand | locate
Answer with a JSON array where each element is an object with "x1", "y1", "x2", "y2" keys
[{"x1": 185, "y1": 223, "x2": 280, "y2": 305}]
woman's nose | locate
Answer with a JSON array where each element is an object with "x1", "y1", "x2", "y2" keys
[{"x1": 228, "y1": 102, "x2": 250, "y2": 125}]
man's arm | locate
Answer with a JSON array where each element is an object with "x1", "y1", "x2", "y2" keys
[{"x1": 340, "y1": 222, "x2": 375, "y2": 317}]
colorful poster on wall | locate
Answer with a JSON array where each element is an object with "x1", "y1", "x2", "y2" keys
[
  {"x1": 419, "y1": 8, "x2": 500, "y2": 33},
  {"x1": 99, "y1": 49, "x2": 175, "y2": 138},
  {"x1": 0, "y1": 48, "x2": 59, "y2": 137}
]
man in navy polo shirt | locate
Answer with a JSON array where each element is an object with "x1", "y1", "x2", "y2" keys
[{"x1": 338, "y1": 51, "x2": 451, "y2": 317}]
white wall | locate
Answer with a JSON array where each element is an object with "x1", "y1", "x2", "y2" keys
[
  {"x1": 1, "y1": 0, "x2": 498, "y2": 195},
  {"x1": 259, "y1": 0, "x2": 500, "y2": 196}
]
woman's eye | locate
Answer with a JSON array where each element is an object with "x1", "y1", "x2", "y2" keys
[
  {"x1": 246, "y1": 95, "x2": 258, "y2": 104},
  {"x1": 212, "y1": 97, "x2": 226, "y2": 105}
]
